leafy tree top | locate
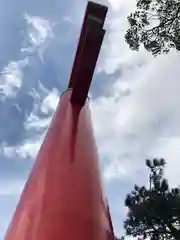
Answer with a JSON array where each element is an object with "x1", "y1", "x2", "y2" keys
[{"x1": 125, "y1": 0, "x2": 180, "y2": 56}]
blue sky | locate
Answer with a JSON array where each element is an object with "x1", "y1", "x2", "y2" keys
[{"x1": 1, "y1": 0, "x2": 180, "y2": 239}]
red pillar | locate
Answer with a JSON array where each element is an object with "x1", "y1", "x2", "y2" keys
[{"x1": 5, "y1": 2, "x2": 115, "y2": 240}]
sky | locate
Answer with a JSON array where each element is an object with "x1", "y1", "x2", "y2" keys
[{"x1": 1, "y1": 0, "x2": 180, "y2": 239}]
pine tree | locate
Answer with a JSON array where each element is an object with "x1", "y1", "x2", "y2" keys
[{"x1": 121, "y1": 159, "x2": 180, "y2": 239}]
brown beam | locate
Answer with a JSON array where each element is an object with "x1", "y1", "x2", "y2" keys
[
  {"x1": 70, "y1": 18, "x2": 105, "y2": 106},
  {"x1": 68, "y1": 2, "x2": 107, "y2": 89},
  {"x1": 68, "y1": 1, "x2": 108, "y2": 106}
]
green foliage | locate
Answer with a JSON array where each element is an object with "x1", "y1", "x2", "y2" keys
[
  {"x1": 121, "y1": 159, "x2": 180, "y2": 239},
  {"x1": 125, "y1": 0, "x2": 180, "y2": 56}
]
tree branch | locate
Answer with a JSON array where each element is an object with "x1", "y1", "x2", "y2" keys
[{"x1": 145, "y1": 6, "x2": 180, "y2": 34}]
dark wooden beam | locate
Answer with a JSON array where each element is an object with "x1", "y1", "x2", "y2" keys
[
  {"x1": 70, "y1": 22, "x2": 105, "y2": 106},
  {"x1": 68, "y1": 2, "x2": 107, "y2": 89},
  {"x1": 68, "y1": 1, "x2": 108, "y2": 106}
]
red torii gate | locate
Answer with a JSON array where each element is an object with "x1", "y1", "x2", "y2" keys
[{"x1": 5, "y1": 2, "x2": 115, "y2": 240}]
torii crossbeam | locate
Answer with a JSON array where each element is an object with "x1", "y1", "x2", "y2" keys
[{"x1": 5, "y1": 2, "x2": 115, "y2": 240}]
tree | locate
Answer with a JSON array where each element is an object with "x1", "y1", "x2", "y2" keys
[
  {"x1": 125, "y1": 0, "x2": 180, "y2": 56},
  {"x1": 121, "y1": 158, "x2": 180, "y2": 239}
]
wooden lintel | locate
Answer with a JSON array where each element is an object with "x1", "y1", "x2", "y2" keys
[
  {"x1": 70, "y1": 21, "x2": 105, "y2": 106},
  {"x1": 68, "y1": 1, "x2": 108, "y2": 98}
]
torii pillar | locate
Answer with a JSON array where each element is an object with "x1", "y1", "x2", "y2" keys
[{"x1": 5, "y1": 2, "x2": 115, "y2": 240}]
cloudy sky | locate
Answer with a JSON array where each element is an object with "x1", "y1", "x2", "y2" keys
[{"x1": 1, "y1": 0, "x2": 180, "y2": 239}]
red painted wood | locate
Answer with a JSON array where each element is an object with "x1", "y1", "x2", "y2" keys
[{"x1": 5, "y1": 90, "x2": 115, "y2": 240}]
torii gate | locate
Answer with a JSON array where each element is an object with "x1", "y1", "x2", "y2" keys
[{"x1": 5, "y1": 2, "x2": 115, "y2": 240}]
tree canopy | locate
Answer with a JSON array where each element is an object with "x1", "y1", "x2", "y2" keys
[
  {"x1": 125, "y1": 0, "x2": 180, "y2": 56},
  {"x1": 121, "y1": 158, "x2": 180, "y2": 239}
]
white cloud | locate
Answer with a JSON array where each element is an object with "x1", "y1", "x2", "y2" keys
[
  {"x1": 26, "y1": 113, "x2": 52, "y2": 131},
  {"x1": 41, "y1": 88, "x2": 59, "y2": 114},
  {"x1": 18, "y1": 88, "x2": 59, "y2": 158},
  {"x1": 152, "y1": 138, "x2": 180, "y2": 188},
  {"x1": 26, "y1": 87, "x2": 59, "y2": 130},
  {"x1": 99, "y1": 0, "x2": 148, "y2": 75},
  {"x1": 0, "y1": 133, "x2": 44, "y2": 159},
  {"x1": 0, "y1": 86, "x2": 59, "y2": 160},
  {"x1": 0, "y1": 130, "x2": 44, "y2": 160},
  {"x1": 23, "y1": 14, "x2": 54, "y2": 60},
  {"x1": 0, "y1": 58, "x2": 28, "y2": 98},
  {"x1": 25, "y1": 13, "x2": 54, "y2": 46},
  {"x1": 93, "y1": 53, "x2": 180, "y2": 183},
  {"x1": 17, "y1": 137, "x2": 44, "y2": 158},
  {"x1": 18, "y1": 122, "x2": 47, "y2": 159},
  {"x1": 91, "y1": 0, "x2": 180, "y2": 191}
]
